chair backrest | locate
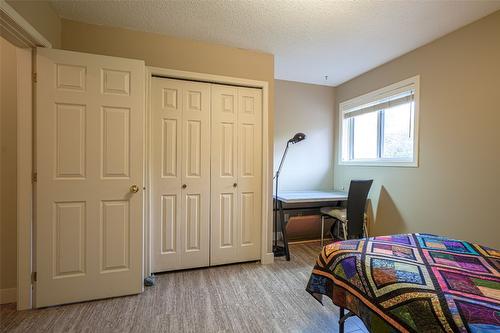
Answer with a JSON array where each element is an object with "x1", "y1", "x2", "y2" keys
[{"x1": 346, "y1": 179, "x2": 373, "y2": 239}]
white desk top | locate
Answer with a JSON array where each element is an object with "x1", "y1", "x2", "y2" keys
[{"x1": 275, "y1": 190, "x2": 348, "y2": 204}]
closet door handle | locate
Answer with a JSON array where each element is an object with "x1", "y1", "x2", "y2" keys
[
  {"x1": 233, "y1": 183, "x2": 237, "y2": 188},
  {"x1": 182, "y1": 184, "x2": 187, "y2": 189}
]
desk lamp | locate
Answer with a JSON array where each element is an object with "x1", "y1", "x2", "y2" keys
[{"x1": 273, "y1": 132, "x2": 306, "y2": 256}]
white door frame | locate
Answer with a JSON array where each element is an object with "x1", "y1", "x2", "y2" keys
[
  {"x1": 16, "y1": 47, "x2": 33, "y2": 310},
  {"x1": 0, "y1": 0, "x2": 51, "y2": 48},
  {"x1": 144, "y1": 67, "x2": 273, "y2": 277},
  {"x1": 1, "y1": 0, "x2": 51, "y2": 310}
]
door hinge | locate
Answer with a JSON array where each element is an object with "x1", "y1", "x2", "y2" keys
[
  {"x1": 32, "y1": 72, "x2": 37, "y2": 83},
  {"x1": 31, "y1": 272, "x2": 37, "y2": 283},
  {"x1": 32, "y1": 172, "x2": 37, "y2": 183}
]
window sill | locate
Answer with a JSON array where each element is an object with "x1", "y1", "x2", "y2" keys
[{"x1": 339, "y1": 160, "x2": 418, "y2": 167}]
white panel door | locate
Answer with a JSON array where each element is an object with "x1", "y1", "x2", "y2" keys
[
  {"x1": 237, "y1": 87, "x2": 262, "y2": 261},
  {"x1": 211, "y1": 85, "x2": 262, "y2": 265},
  {"x1": 36, "y1": 48, "x2": 145, "y2": 307},
  {"x1": 210, "y1": 85, "x2": 238, "y2": 264},
  {"x1": 151, "y1": 78, "x2": 182, "y2": 271},
  {"x1": 151, "y1": 78, "x2": 210, "y2": 272}
]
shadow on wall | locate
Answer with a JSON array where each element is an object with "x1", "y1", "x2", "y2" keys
[
  {"x1": 366, "y1": 199, "x2": 374, "y2": 235},
  {"x1": 372, "y1": 186, "x2": 406, "y2": 236}
]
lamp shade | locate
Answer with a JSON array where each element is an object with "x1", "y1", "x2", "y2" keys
[{"x1": 288, "y1": 132, "x2": 306, "y2": 144}]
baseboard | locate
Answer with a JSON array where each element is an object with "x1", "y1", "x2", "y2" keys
[
  {"x1": 288, "y1": 238, "x2": 332, "y2": 245},
  {"x1": 260, "y1": 252, "x2": 274, "y2": 264},
  {"x1": 0, "y1": 288, "x2": 16, "y2": 304}
]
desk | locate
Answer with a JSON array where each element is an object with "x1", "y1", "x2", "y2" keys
[{"x1": 274, "y1": 191, "x2": 347, "y2": 260}]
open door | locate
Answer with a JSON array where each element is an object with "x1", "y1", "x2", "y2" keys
[{"x1": 35, "y1": 48, "x2": 145, "y2": 307}]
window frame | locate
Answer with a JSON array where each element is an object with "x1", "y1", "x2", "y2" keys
[{"x1": 338, "y1": 75, "x2": 420, "y2": 167}]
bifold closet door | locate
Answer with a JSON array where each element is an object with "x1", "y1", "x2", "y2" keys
[
  {"x1": 211, "y1": 85, "x2": 262, "y2": 265},
  {"x1": 151, "y1": 78, "x2": 210, "y2": 272}
]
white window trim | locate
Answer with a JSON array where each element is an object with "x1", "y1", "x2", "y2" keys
[{"x1": 338, "y1": 75, "x2": 420, "y2": 167}]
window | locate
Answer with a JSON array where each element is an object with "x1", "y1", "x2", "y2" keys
[{"x1": 339, "y1": 76, "x2": 419, "y2": 167}]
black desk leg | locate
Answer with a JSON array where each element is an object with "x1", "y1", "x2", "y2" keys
[
  {"x1": 339, "y1": 306, "x2": 355, "y2": 333},
  {"x1": 339, "y1": 307, "x2": 345, "y2": 333},
  {"x1": 278, "y1": 200, "x2": 290, "y2": 261}
]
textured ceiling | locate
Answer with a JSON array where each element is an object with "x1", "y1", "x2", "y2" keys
[{"x1": 50, "y1": 0, "x2": 500, "y2": 86}]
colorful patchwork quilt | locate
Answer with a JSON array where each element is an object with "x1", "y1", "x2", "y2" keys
[{"x1": 306, "y1": 233, "x2": 500, "y2": 332}]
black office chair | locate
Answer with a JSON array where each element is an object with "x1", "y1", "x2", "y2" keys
[{"x1": 320, "y1": 180, "x2": 373, "y2": 241}]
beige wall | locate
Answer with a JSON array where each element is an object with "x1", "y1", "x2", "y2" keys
[
  {"x1": 61, "y1": 19, "x2": 275, "y2": 251},
  {"x1": 275, "y1": 80, "x2": 336, "y2": 241},
  {"x1": 334, "y1": 11, "x2": 500, "y2": 248},
  {"x1": 6, "y1": 0, "x2": 61, "y2": 48},
  {"x1": 275, "y1": 80, "x2": 335, "y2": 191},
  {"x1": 0, "y1": 36, "x2": 18, "y2": 290},
  {"x1": 61, "y1": 19, "x2": 273, "y2": 85}
]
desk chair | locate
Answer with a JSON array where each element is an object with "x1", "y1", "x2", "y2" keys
[{"x1": 320, "y1": 180, "x2": 373, "y2": 244}]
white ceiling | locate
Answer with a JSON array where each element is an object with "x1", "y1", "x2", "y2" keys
[{"x1": 50, "y1": 0, "x2": 500, "y2": 86}]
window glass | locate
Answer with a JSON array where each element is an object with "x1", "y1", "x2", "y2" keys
[
  {"x1": 353, "y1": 112, "x2": 378, "y2": 159},
  {"x1": 382, "y1": 102, "x2": 414, "y2": 159},
  {"x1": 342, "y1": 118, "x2": 350, "y2": 161}
]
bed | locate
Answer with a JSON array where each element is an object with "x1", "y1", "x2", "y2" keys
[{"x1": 306, "y1": 233, "x2": 500, "y2": 333}]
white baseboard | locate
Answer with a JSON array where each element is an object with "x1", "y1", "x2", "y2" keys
[
  {"x1": 0, "y1": 288, "x2": 16, "y2": 304},
  {"x1": 260, "y1": 252, "x2": 274, "y2": 264}
]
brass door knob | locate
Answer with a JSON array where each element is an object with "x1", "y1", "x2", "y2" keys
[
  {"x1": 233, "y1": 183, "x2": 237, "y2": 188},
  {"x1": 182, "y1": 184, "x2": 187, "y2": 189},
  {"x1": 129, "y1": 185, "x2": 139, "y2": 193}
]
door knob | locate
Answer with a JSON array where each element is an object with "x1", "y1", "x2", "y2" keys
[
  {"x1": 129, "y1": 184, "x2": 139, "y2": 193},
  {"x1": 233, "y1": 183, "x2": 237, "y2": 188},
  {"x1": 182, "y1": 184, "x2": 187, "y2": 189}
]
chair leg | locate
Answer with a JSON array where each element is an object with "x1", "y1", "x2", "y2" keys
[
  {"x1": 321, "y1": 215, "x2": 325, "y2": 247},
  {"x1": 329, "y1": 219, "x2": 340, "y2": 241},
  {"x1": 342, "y1": 222, "x2": 347, "y2": 240},
  {"x1": 363, "y1": 220, "x2": 368, "y2": 238},
  {"x1": 329, "y1": 219, "x2": 337, "y2": 241}
]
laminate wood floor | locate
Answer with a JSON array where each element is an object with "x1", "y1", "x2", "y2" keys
[{"x1": 0, "y1": 242, "x2": 368, "y2": 333}]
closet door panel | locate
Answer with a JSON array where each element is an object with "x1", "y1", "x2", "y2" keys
[
  {"x1": 211, "y1": 85, "x2": 262, "y2": 264},
  {"x1": 151, "y1": 78, "x2": 182, "y2": 272},
  {"x1": 180, "y1": 81, "x2": 210, "y2": 269},
  {"x1": 237, "y1": 87, "x2": 262, "y2": 261},
  {"x1": 210, "y1": 85, "x2": 239, "y2": 265}
]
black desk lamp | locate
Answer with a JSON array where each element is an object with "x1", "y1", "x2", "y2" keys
[{"x1": 273, "y1": 132, "x2": 306, "y2": 256}]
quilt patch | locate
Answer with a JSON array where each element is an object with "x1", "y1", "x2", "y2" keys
[{"x1": 306, "y1": 233, "x2": 500, "y2": 333}]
